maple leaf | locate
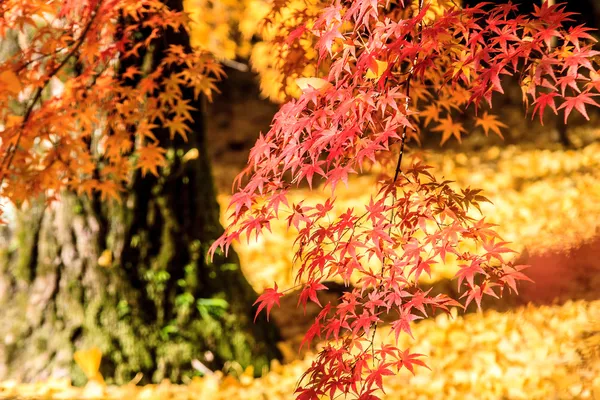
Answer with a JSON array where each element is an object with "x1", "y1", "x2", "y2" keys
[
  {"x1": 558, "y1": 93, "x2": 600, "y2": 123},
  {"x1": 532, "y1": 92, "x2": 559, "y2": 124},
  {"x1": 164, "y1": 115, "x2": 192, "y2": 140},
  {"x1": 300, "y1": 319, "x2": 322, "y2": 350},
  {"x1": 499, "y1": 264, "x2": 534, "y2": 294},
  {"x1": 454, "y1": 260, "x2": 485, "y2": 290},
  {"x1": 253, "y1": 283, "x2": 284, "y2": 322},
  {"x1": 295, "y1": 387, "x2": 319, "y2": 400},
  {"x1": 136, "y1": 121, "x2": 159, "y2": 141},
  {"x1": 390, "y1": 307, "x2": 422, "y2": 341},
  {"x1": 172, "y1": 99, "x2": 196, "y2": 121},
  {"x1": 396, "y1": 349, "x2": 430, "y2": 375},
  {"x1": 475, "y1": 112, "x2": 508, "y2": 138},
  {"x1": 461, "y1": 281, "x2": 499, "y2": 311},
  {"x1": 298, "y1": 281, "x2": 328, "y2": 311},
  {"x1": 286, "y1": 25, "x2": 308, "y2": 45},
  {"x1": 122, "y1": 66, "x2": 140, "y2": 81},
  {"x1": 419, "y1": 104, "x2": 440, "y2": 127},
  {"x1": 564, "y1": 25, "x2": 597, "y2": 50},
  {"x1": 137, "y1": 143, "x2": 167, "y2": 177},
  {"x1": 431, "y1": 115, "x2": 466, "y2": 145},
  {"x1": 452, "y1": 50, "x2": 473, "y2": 83},
  {"x1": 96, "y1": 180, "x2": 123, "y2": 203},
  {"x1": 365, "y1": 363, "x2": 394, "y2": 393}
]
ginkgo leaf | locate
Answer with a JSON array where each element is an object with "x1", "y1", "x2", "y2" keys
[
  {"x1": 365, "y1": 60, "x2": 389, "y2": 80},
  {"x1": 295, "y1": 77, "x2": 332, "y2": 92},
  {"x1": 97, "y1": 249, "x2": 112, "y2": 267},
  {"x1": 182, "y1": 148, "x2": 199, "y2": 162},
  {"x1": 74, "y1": 347, "x2": 104, "y2": 383}
]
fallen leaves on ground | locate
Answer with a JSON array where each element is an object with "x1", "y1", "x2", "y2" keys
[{"x1": 1, "y1": 300, "x2": 598, "y2": 399}]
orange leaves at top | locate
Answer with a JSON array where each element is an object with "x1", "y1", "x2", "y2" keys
[{"x1": 0, "y1": 0, "x2": 222, "y2": 205}]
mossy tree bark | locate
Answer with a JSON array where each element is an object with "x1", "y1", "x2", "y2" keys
[{"x1": 0, "y1": 0, "x2": 281, "y2": 385}]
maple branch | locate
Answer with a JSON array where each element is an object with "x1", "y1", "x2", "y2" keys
[
  {"x1": 392, "y1": 0, "x2": 423, "y2": 183},
  {"x1": 364, "y1": 0, "x2": 429, "y2": 366},
  {"x1": 15, "y1": 47, "x2": 69, "y2": 73},
  {"x1": 392, "y1": 79, "x2": 412, "y2": 183},
  {"x1": 370, "y1": 0, "x2": 426, "y2": 369},
  {"x1": 0, "y1": 0, "x2": 104, "y2": 186}
]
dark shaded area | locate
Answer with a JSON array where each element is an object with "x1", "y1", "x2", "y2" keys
[{"x1": 462, "y1": 0, "x2": 600, "y2": 28}]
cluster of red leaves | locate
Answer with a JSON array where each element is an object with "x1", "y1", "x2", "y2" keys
[
  {"x1": 213, "y1": 1, "x2": 600, "y2": 399},
  {"x1": 0, "y1": 0, "x2": 222, "y2": 207}
]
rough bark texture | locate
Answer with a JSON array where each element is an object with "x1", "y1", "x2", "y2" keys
[{"x1": 0, "y1": 0, "x2": 281, "y2": 385}]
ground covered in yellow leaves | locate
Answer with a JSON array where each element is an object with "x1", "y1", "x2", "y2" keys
[
  {"x1": 2, "y1": 142, "x2": 600, "y2": 399},
  {"x1": 1, "y1": 301, "x2": 598, "y2": 399}
]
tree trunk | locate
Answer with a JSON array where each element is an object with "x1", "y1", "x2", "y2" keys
[{"x1": 0, "y1": 0, "x2": 281, "y2": 385}]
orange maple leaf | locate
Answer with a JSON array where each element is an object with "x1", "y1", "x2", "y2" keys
[
  {"x1": 419, "y1": 104, "x2": 440, "y2": 127},
  {"x1": 432, "y1": 115, "x2": 466, "y2": 145},
  {"x1": 475, "y1": 112, "x2": 508, "y2": 138},
  {"x1": 165, "y1": 115, "x2": 192, "y2": 140},
  {"x1": 137, "y1": 143, "x2": 167, "y2": 177}
]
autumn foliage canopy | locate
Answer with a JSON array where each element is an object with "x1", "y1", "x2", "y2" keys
[
  {"x1": 2, "y1": 0, "x2": 600, "y2": 398},
  {"x1": 211, "y1": 1, "x2": 600, "y2": 398},
  {"x1": 0, "y1": 0, "x2": 223, "y2": 208}
]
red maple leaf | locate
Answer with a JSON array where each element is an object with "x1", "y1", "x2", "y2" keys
[
  {"x1": 532, "y1": 92, "x2": 559, "y2": 124},
  {"x1": 558, "y1": 92, "x2": 600, "y2": 123},
  {"x1": 396, "y1": 348, "x2": 430, "y2": 375},
  {"x1": 253, "y1": 283, "x2": 284, "y2": 321},
  {"x1": 298, "y1": 281, "x2": 328, "y2": 311}
]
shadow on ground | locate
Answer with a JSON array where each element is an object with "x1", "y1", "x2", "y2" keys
[{"x1": 270, "y1": 235, "x2": 600, "y2": 349}]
